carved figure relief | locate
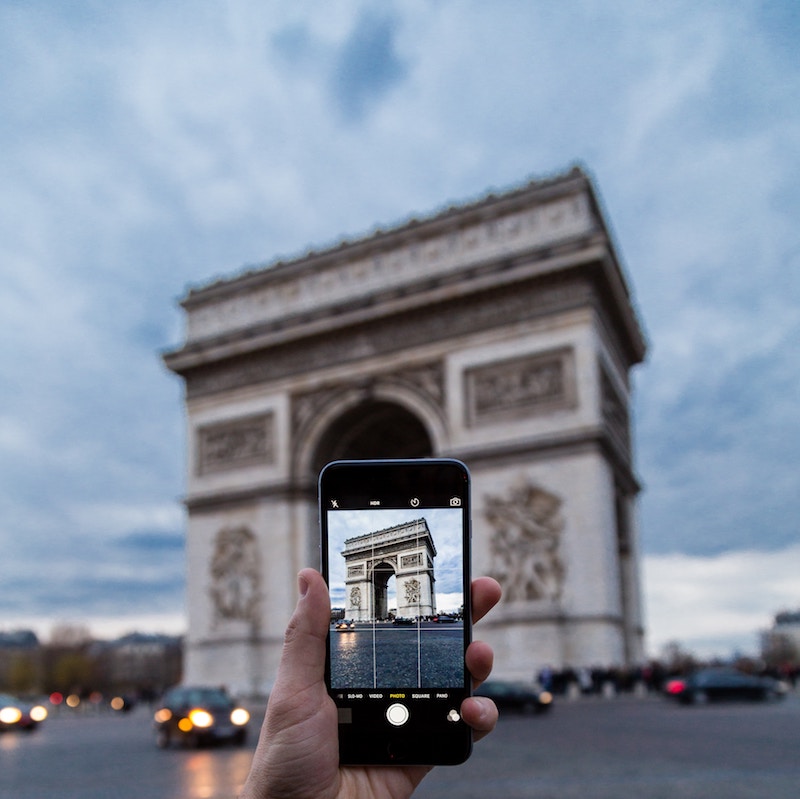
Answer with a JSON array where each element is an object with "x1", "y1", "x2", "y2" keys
[
  {"x1": 210, "y1": 526, "x2": 261, "y2": 628},
  {"x1": 484, "y1": 481, "x2": 566, "y2": 603},
  {"x1": 290, "y1": 361, "x2": 444, "y2": 446},
  {"x1": 347, "y1": 564, "x2": 365, "y2": 577},
  {"x1": 404, "y1": 578, "x2": 421, "y2": 606},
  {"x1": 349, "y1": 586, "x2": 362, "y2": 609},
  {"x1": 465, "y1": 348, "x2": 576, "y2": 426},
  {"x1": 197, "y1": 413, "x2": 274, "y2": 474}
]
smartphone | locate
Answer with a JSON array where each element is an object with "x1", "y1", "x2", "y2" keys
[{"x1": 319, "y1": 458, "x2": 472, "y2": 765}]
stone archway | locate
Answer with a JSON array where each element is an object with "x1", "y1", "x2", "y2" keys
[
  {"x1": 342, "y1": 518, "x2": 437, "y2": 621},
  {"x1": 311, "y1": 399, "x2": 434, "y2": 476},
  {"x1": 164, "y1": 168, "x2": 648, "y2": 692}
]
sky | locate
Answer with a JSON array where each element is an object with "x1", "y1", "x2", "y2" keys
[{"x1": 1, "y1": 1, "x2": 798, "y2": 660}]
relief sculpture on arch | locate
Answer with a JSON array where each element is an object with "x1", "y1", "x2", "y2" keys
[{"x1": 484, "y1": 480, "x2": 566, "y2": 604}]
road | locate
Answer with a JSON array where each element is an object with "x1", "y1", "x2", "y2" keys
[{"x1": 1, "y1": 694, "x2": 798, "y2": 798}]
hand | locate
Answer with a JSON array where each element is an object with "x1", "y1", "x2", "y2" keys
[{"x1": 239, "y1": 568, "x2": 502, "y2": 799}]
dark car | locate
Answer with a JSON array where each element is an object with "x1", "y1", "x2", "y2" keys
[
  {"x1": 474, "y1": 680, "x2": 553, "y2": 715},
  {"x1": 153, "y1": 686, "x2": 250, "y2": 748},
  {"x1": 664, "y1": 667, "x2": 787, "y2": 705},
  {"x1": 0, "y1": 693, "x2": 48, "y2": 732}
]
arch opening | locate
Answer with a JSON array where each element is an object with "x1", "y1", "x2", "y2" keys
[
  {"x1": 312, "y1": 400, "x2": 433, "y2": 475},
  {"x1": 372, "y1": 561, "x2": 396, "y2": 620}
]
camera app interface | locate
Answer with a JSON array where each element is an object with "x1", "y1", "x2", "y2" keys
[{"x1": 326, "y1": 504, "x2": 466, "y2": 692}]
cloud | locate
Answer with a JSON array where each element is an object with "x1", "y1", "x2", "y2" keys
[
  {"x1": 0, "y1": 1, "x2": 797, "y2": 656},
  {"x1": 117, "y1": 531, "x2": 185, "y2": 552},
  {"x1": 329, "y1": 9, "x2": 407, "y2": 122},
  {"x1": 643, "y1": 545, "x2": 800, "y2": 658}
]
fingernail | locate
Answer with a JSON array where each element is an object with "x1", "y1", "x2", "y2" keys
[{"x1": 298, "y1": 572, "x2": 309, "y2": 597}]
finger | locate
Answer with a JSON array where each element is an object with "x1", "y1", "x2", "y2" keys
[
  {"x1": 471, "y1": 576, "x2": 502, "y2": 624},
  {"x1": 274, "y1": 568, "x2": 331, "y2": 694},
  {"x1": 465, "y1": 639, "x2": 494, "y2": 688},
  {"x1": 460, "y1": 696, "x2": 498, "y2": 743}
]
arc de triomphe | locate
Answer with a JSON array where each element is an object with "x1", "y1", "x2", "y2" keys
[
  {"x1": 342, "y1": 518, "x2": 437, "y2": 621},
  {"x1": 164, "y1": 166, "x2": 647, "y2": 696}
]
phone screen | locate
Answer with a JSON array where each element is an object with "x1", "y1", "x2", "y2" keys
[{"x1": 319, "y1": 459, "x2": 472, "y2": 765}]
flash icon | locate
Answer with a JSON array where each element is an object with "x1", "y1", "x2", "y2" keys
[{"x1": 331, "y1": 499, "x2": 339, "y2": 508}]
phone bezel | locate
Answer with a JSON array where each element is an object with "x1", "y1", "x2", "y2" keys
[{"x1": 319, "y1": 458, "x2": 473, "y2": 765}]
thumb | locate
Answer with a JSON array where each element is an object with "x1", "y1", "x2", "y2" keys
[{"x1": 274, "y1": 568, "x2": 331, "y2": 694}]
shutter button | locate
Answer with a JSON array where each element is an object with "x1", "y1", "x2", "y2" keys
[{"x1": 386, "y1": 703, "x2": 409, "y2": 726}]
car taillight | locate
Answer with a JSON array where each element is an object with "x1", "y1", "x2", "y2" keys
[{"x1": 666, "y1": 680, "x2": 686, "y2": 694}]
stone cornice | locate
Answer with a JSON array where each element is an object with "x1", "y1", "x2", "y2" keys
[
  {"x1": 183, "y1": 425, "x2": 641, "y2": 513},
  {"x1": 449, "y1": 426, "x2": 642, "y2": 495},
  {"x1": 164, "y1": 167, "x2": 645, "y2": 371},
  {"x1": 184, "y1": 481, "x2": 315, "y2": 513},
  {"x1": 177, "y1": 270, "x2": 595, "y2": 399},
  {"x1": 165, "y1": 233, "x2": 606, "y2": 372},
  {"x1": 181, "y1": 166, "x2": 592, "y2": 312}
]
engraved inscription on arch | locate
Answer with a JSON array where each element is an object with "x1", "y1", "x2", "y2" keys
[
  {"x1": 465, "y1": 347, "x2": 576, "y2": 426},
  {"x1": 197, "y1": 412, "x2": 274, "y2": 475}
]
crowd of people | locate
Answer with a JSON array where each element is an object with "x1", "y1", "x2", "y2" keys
[{"x1": 536, "y1": 659, "x2": 800, "y2": 697}]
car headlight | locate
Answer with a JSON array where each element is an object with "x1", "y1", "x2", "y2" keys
[
  {"x1": 539, "y1": 691, "x2": 553, "y2": 705},
  {"x1": 154, "y1": 707, "x2": 172, "y2": 724},
  {"x1": 0, "y1": 707, "x2": 22, "y2": 724},
  {"x1": 188, "y1": 708, "x2": 214, "y2": 728},
  {"x1": 230, "y1": 707, "x2": 250, "y2": 726},
  {"x1": 29, "y1": 705, "x2": 48, "y2": 722}
]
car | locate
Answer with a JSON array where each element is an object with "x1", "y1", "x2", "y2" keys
[
  {"x1": 109, "y1": 694, "x2": 136, "y2": 713},
  {"x1": 663, "y1": 667, "x2": 787, "y2": 705},
  {"x1": 335, "y1": 620, "x2": 355, "y2": 631},
  {"x1": 0, "y1": 693, "x2": 48, "y2": 732},
  {"x1": 392, "y1": 617, "x2": 415, "y2": 626},
  {"x1": 473, "y1": 680, "x2": 553, "y2": 715},
  {"x1": 153, "y1": 686, "x2": 250, "y2": 748}
]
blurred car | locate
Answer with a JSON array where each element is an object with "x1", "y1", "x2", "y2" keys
[
  {"x1": 663, "y1": 668, "x2": 787, "y2": 705},
  {"x1": 335, "y1": 620, "x2": 355, "y2": 631},
  {"x1": 0, "y1": 693, "x2": 48, "y2": 732},
  {"x1": 474, "y1": 680, "x2": 553, "y2": 715},
  {"x1": 392, "y1": 617, "x2": 415, "y2": 626},
  {"x1": 109, "y1": 694, "x2": 136, "y2": 713},
  {"x1": 153, "y1": 686, "x2": 250, "y2": 748}
]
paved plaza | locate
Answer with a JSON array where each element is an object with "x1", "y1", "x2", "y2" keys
[{"x1": 1, "y1": 693, "x2": 798, "y2": 799}]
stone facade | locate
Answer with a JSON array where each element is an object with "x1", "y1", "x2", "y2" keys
[{"x1": 164, "y1": 166, "x2": 647, "y2": 695}]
